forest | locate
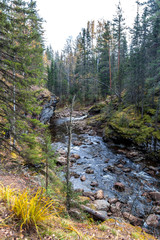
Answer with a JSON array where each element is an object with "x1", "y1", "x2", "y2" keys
[{"x1": 0, "y1": 0, "x2": 160, "y2": 239}]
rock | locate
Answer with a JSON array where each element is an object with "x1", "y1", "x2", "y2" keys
[
  {"x1": 110, "y1": 205, "x2": 117, "y2": 213},
  {"x1": 123, "y1": 212, "x2": 143, "y2": 226},
  {"x1": 71, "y1": 172, "x2": 80, "y2": 178},
  {"x1": 75, "y1": 189, "x2": 84, "y2": 193},
  {"x1": 80, "y1": 175, "x2": 86, "y2": 181},
  {"x1": 107, "y1": 166, "x2": 115, "y2": 173},
  {"x1": 70, "y1": 158, "x2": 77, "y2": 163},
  {"x1": 148, "y1": 192, "x2": 160, "y2": 201},
  {"x1": 103, "y1": 168, "x2": 108, "y2": 172},
  {"x1": 153, "y1": 206, "x2": 160, "y2": 214},
  {"x1": 90, "y1": 181, "x2": 98, "y2": 187},
  {"x1": 83, "y1": 192, "x2": 95, "y2": 201},
  {"x1": 71, "y1": 154, "x2": 80, "y2": 159},
  {"x1": 117, "y1": 149, "x2": 127, "y2": 154},
  {"x1": 85, "y1": 169, "x2": 94, "y2": 174},
  {"x1": 69, "y1": 208, "x2": 82, "y2": 220},
  {"x1": 119, "y1": 159, "x2": 126, "y2": 164},
  {"x1": 94, "y1": 200, "x2": 110, "y2": 211},
  {"x1": 108, "y1": 212, "x2": 112, "y2": 216},
  {"x1": 116, "y1": 202, "x2": 122, "y2": 210},
  {"x1": 105, "y1": 158, "x2": 110, "y2": 163},
  {"x1": 97, "y1": 211, "x2": 108, "y2": 219},
  {"x1": 123, "y1": 168, "x2": 131, "y2": 173},
  {"x1": 126, "y1": 151, "x2": 139, "y2": 158},
  {"x1": 108, "y1": 198, "x2": 118, "y2": 204},
  {"x1": 58, "y1": 149, "x2": 66, "y2": 155},
  {"x1": 116, "y1": 164, "x2": 123, "y2": 168},
  {"x1": 95, "y1": 190, "x2": 104, "y2": 200},
  {"x1": 114, "y1": 182, "x2": 125, "y2": 192},
  {"x1": 146, "y1": 214, "x2": 159, "y2": 227},
  {"x1": 39, "y1": 95, "x2": 58, "y2": 124},
  {"x1": 56, "y1": 156, "x2": 66, "y2": 166},
  {"x1": 73, "y1": 141, "x2": 82, "y2": 146}
]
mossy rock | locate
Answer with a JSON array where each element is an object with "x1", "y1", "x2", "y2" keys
[{"x1": 88, "y1": 102, "x2": 106, "y2": 115}]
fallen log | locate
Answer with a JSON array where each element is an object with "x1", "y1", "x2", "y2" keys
[{"x1": 81, "y1": 205, "x2": 107, "y2": 221}]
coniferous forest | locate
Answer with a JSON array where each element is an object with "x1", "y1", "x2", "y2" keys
[{"x1": 0, "y1": 0, "x2": 160, "y2": 239}]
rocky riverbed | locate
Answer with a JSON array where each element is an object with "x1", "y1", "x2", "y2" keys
[{"x1": 50, "y1": 110, "x2": 160, "y2": 237}]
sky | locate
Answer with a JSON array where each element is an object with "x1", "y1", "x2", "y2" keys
[{"x1": 36, "y1": 0, "x2": 138, "y2": 52}]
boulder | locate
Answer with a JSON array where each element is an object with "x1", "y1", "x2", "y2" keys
[
  {"x1": 146, "y1": 214, "x2": 159, "y2": 227},
  {"x1": 107, "y1": 166, "x2": 115, "y2": 173},
  {"x1": 114, "y1": 182, "x2": 125, "y2": 192},
  {"x1": 153, "y1": 206, "x2": 160, "y2": 215},
  {"x1": 148, "y1": 192, "x2": 160, "y2": 201},
  {"x1": 83, "y1": 192, "x2": 95, "y2": 201},
  {"x1": 108, "y1": 198, "x2": 118, "y2": 204},
  {"x1": 123, "y1": 168, "x2": 131, "y2": 173},
  {"x1": 71, "y1": 154, "x2": 80, "y2": 159},
  {"x1": 73, "y1": 141, "x2": 82, "y2": 146},
  {"x1": 116, "y1": 164, "x2": 123, "y2": 168},
  {"x1": 94, "y1": 200, "x2": 110, "y2": 211},
  {"x1": 71, "y1": 172, "x2": 80, "y2": 178},
  {"x1": 80, "y1": 175, "x2": 86, "y2": 181},
  {"x1": 123, "y1": 212, "x2": 143, "y2": 226},
  {"x1": 126, "y1": 151, "x2": 139, "y2": 158},
  {"x1": 85, "y1": 169, "x2": 94, "y2": 174},
  {"x1": 95, "y1": 190, "x2": 104, "y2": 200},
  {"x1": 104, "y1": 158, "x2": 110, "y2": 163},
  {"x1": 90, "y1": 181, "x2": 98, "y2": 187},
  {"x1": 110, "y1": 205, "x2": 117, "y2": 213},
  {"x1": 56, "y1": 156, "x2": 66, "y2": 166}
]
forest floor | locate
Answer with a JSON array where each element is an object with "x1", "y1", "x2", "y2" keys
[{"x1": 0, "y1": 106, "x2": 159, "y2": 239}]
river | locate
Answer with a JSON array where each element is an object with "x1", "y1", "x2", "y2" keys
[{"x1": 50, "y1": 113, "x2": 160, "y2": 236}]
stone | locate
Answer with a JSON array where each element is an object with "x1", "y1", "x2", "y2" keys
[
  {"x1": 90, "y1": 181, "x2": 98, "y2": 187},
  {"x1": 114, "y1": 182, "x2": 125, "y2": 192},
  {"x1": 71, "y1": 172, "x2": 80, "y2": 178},
  {"x1": 97, "y1": 211, "x2": 108, "y2": 219},
  {"x1": 116, "y1": 164, "x2": 123, "y2": 168},
  {"x1": 116, "y1": 202, "x2": 122, "y2": 210},
  {"x1": 123, "y1": 168, "x2": 131, "y2": 173},
  {"x1": 108, "y1": 198, "x2": 118, "y2": 204},
  {"x1": 80, "y1": 175, "x2": 86, "y2": 181},
  {"x1": 117, "y1": 149, "x2": 127, "y2": 154},
  {"x1": 107, "y1": 165, "x2": 115, "y2": 172},
  {"x1": 85, "y1": 169, "x2": 94, "y2": 174},
  {"x1": 148, "y1": 192, "x2": 160, "y2": 201},
  {"x1": 108, "y1": 212, "x2": 112, "y2": 216},
  {"x1": 73, "y1": 141, "x2": 82, "y2": 146},
  {"x1": 95, "y1": 190, "x2": 104, "y2": 200},
  {"x1": 69, "y1": 208, "x2": 82, "y2": 220},
  {"x1": 123, "y1": 212, "x2": 143, "y2": 226},
  {"x1": 94, "y1": 200, "x2": 110, "y2": 211},
  {"x1": 58, "y1": 149, "x2": 66, "y2": 155},
  {"x1": 70, "y1": 158, "x2": 77, "y2": 163},
  {"x1": 56, "y1": 156, "x2": 66, "y2": 166},
  {"x1": 105, "y1": 158, "x2": 110, "y2": 163},
  {"x1": 110, "y1": 205, "x2": 117, "y2": 213},
  {"x1": 103, "y1": 168, "x2": 108, "y2": 172},
  {"x1": 126, "y1": 151, "x2": 139, "y2": 158},
  {"x1": 153, "y1": 206, "x2": 160, "y2": 214},
  {"x1": 71, "y1": 154, "x2": 80, "y2": 159},
  {"x1": 146, "y1": 214, "x2": 159, "y2": 227},
  {"x1": 83, "y1": 191, "x2": 95, "y2": 201}
]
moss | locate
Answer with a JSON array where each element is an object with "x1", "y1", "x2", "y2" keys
[{"x1": 88, "y1": 102, "x2": 106, "y2": 115}]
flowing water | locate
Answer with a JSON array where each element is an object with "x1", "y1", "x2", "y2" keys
[{"x1": 50, "y1": 115, "x2": 160, "y2": 234}]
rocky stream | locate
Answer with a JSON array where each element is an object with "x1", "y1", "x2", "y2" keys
[{"x1": 50, "y1": 111, "x2": 160, "y2": 237}]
